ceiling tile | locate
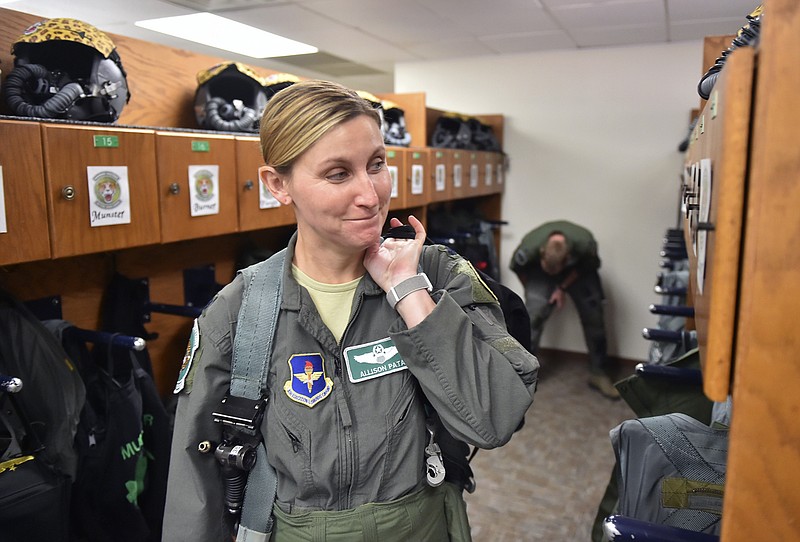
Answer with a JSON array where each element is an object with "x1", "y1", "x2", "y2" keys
[
  {"x1": 550, "y1": 0, "x2": 665, "y2": 30},
  {"x1": 669, "y1": 19, "x2": 747, "y2": 42},
  {"x1": 572, "y1": 23, "x2": 667, "y2": 48},
  {"x1": 225, "y1": 3, "x2": 419, "y2": 64},
  {"x1": 667, "y1": 0, "x2": 761, "y2": 22},
  {"x1": 299, "y1": 0, "x2": 466, "y2": 45},
  {"x1": 405, "y1": 37, "x2": 496, "y2": 60},
  {"x1": 480, "y1": 31, "x2": 577, "y2": 54},
  {"x1": 424, "y1": 0, "x2": 559, "y2": 35}
]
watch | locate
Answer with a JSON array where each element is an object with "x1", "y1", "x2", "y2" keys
[{"x1": 386, "y1": 273, "x2": 433, "y2": 309}]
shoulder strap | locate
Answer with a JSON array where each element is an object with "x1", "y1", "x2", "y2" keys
[{"x1": 230, "y1": 248, "x2": 286, "y2": 540}]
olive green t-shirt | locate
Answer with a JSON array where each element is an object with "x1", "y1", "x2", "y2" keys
[{"x1": 292, "y1": 265, "x2": 360, "y2": 343}]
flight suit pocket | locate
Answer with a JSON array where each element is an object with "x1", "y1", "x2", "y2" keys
[
  {"x1": 379, "y1": 378, "x2": 426, "y2": 499},
  {"x1": 268, "y1": 401, "x2": 317, "y2": 503}
]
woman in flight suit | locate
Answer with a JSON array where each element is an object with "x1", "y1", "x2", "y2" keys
[{"x1": 163, "y1": 80, "x2": 538, "y2": 541}]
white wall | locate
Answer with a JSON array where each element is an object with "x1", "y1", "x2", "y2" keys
[{"x1": 396, "y1": 41, "x2": 703, "y2": 361}]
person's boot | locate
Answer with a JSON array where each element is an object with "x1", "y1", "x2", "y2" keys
[{"x1": 588, "y1": 373, "x2": 620, "y2": 400}]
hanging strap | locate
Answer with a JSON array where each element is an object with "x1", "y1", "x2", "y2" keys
[{"x1": 230, "y1": 248, "x2": 286, "y2": 540}]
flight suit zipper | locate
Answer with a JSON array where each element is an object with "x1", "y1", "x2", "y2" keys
[
  {"x1": 331, "y1": 290, "x2": 364, "y2": 509},
  {"x1": 296, "y1": 280, "x2": 363, "y2": 509}
]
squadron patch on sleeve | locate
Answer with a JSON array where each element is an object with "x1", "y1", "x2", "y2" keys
[
  {"x1": 173, "y1": 319, "x2": 200, "y2": 394},
  {"x1": 284, "y1": 353, "x2": 333, "y2": 407},
  {"x1": 453, "y1": 259, "x2": 498, "y2": 304}
]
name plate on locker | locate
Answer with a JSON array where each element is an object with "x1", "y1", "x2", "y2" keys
[
  {"x1": 93, "y1": 135, "x2": 119, "y2": 148},
  {"x1": 191, "y1": 140, "x2": 210, "y2": 152}
]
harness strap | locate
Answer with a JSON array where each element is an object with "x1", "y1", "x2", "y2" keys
[{"x1": 231, "y1": 248, "x2": 286, "y2": 538}]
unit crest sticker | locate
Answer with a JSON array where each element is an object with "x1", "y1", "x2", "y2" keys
[
  {"x1": 259, "y1": 182, "x2": 281, "y2": 209},
  {"x1": 188, "y1": 165, "x2": 220, "y2": 217},
  {"x1": 87, "y1": 166, "x2": 131, "y2": 227},
  {"x1": 344, "y1": 337, "x2": 407, "y2": 383},
  {"x1": 284, "y1": 353, "x2": 333, "y2": 407}
]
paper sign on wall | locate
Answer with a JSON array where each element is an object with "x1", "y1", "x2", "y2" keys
[
  {"x1": 87, "y1": 166, "x2": 131, "y2": 227},
  {"x1": 189, "y1": 165, "x2": 220, "y2": 217},
  {"x1": 411, "y1": 164, "x2": 424, "y2": 195},
  {"x1": 259, "y1": 181, "x2": 280, "y2": 209},
  {"x1": 435, "y1": 164, "x2": 446, "y2": 192},
  {"x1": 389, "y1": 165, "x2": 399, "y2": 198},
  {"x1": 0, "y1": 166, "x2": 7, "y2": 234},
  {"x1": 453, "y1": 164, "x2": 463, "y2": 188}
]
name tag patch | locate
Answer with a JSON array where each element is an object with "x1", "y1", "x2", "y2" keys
[
  {"x1": 284, "y1": 353, "x2": 333, "y2": 407},
  {"x1": 344, "y1": 337, "x2": 407, "y2": 383}
]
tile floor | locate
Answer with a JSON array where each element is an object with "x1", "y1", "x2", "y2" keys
[{"x1": 463, "y1": 351, "x2": 636, "y2": 541}]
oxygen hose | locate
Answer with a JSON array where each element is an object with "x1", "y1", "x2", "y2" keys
[
  {"x1": 204, "y1": 97, "x2": 258, "y2": 133},
  {"x1": 4, "y1": 63, "x2": 84, "y2": 119}
]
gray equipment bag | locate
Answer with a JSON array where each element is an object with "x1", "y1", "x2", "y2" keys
[{"x1": 610, "y1": 412, "x2": 728, "y2": 535}]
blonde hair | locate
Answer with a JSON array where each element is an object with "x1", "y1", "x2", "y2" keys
[
  {"x1": 541, "y1": 234, "x2": 568, "y2": 275},
  {"x1": 259, "y1": 79, "x2": 382, "y2": 174}
]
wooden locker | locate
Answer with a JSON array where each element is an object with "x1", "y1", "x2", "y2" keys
[
  {"x1": 429, "y1": 149, "x2": 453, "y2": 203},
  {"x1": 404, "y1": 149, "x2": 430, "y2": 209},
  {"x1": 386, "y1": 147, "x2": 407, "y2": 210},
  {"x1": 235, "y1": 136, "x2": 296, "y2": 232},
  {"x1": 0, "y1": 120, "x2": 51, "y2": 265},
  {"x1": 41, "y1": 124, "x2": 160, "y2": 258},
  {"x1": 155, "y1": 131, "x2": 238, "y2": 243}
]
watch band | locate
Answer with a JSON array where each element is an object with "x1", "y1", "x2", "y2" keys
[{"x1": 387, "y1": 273, "x2": 433, "y2": 309}]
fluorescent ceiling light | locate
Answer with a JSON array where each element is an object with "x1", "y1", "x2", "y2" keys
[{"x1": 135, "y1": 13, "x2": 317, "y2": 58}]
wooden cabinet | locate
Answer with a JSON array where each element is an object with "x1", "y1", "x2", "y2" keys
[
  {"x1": 682, "y1": 47, "x2": 753, "y2": 401},
  {"x1": 155, "y1": 131, "x2": 238, "y2": 243},
  {"x1": 235, "y1": 136, "x2": 295, "y2": 232},
  {"x1": 682, "y1": 2, "x2": 800, "y2": 539},
  {"x1": 0, "y1": 120, "x2": 51, "y2": 265},
  {"x1": 41, "y1": 124, "x2": 160, "y2": 258}
]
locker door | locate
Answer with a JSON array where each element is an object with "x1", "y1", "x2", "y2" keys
[
  {"x1": 466, "y1": 152, "x2": 482, "y2": 197},
  {"x1": 404, "y1": 149, "x2": 430, "y2": 209},
  {"x1": 386, "y1": 147, "x2": 407, "y2": 210},
  {"x1": 235, "y1": 136, "x2": 295, "y2": 232},
  {"x1": 479, "y1": 151, "x2": 495, "y2": 195},
  {"x1": 41, "y1": 124, "x2": 160, "y2": 258},
  {"x1": 451, "y1": 151, "x2": 468, "y2": 200},
  {"x1": 492, "y1": 152, "x2": 506, "y2": 194},
  {"x1": 430, "y1": 149, "x2": 453, "y2": 203},
  {"x1": 156, "y1": 131, "x2": 238, "y2": 243},
  {"x1": 0, "y1": 120, "x2": 50, "y2": 265}
]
